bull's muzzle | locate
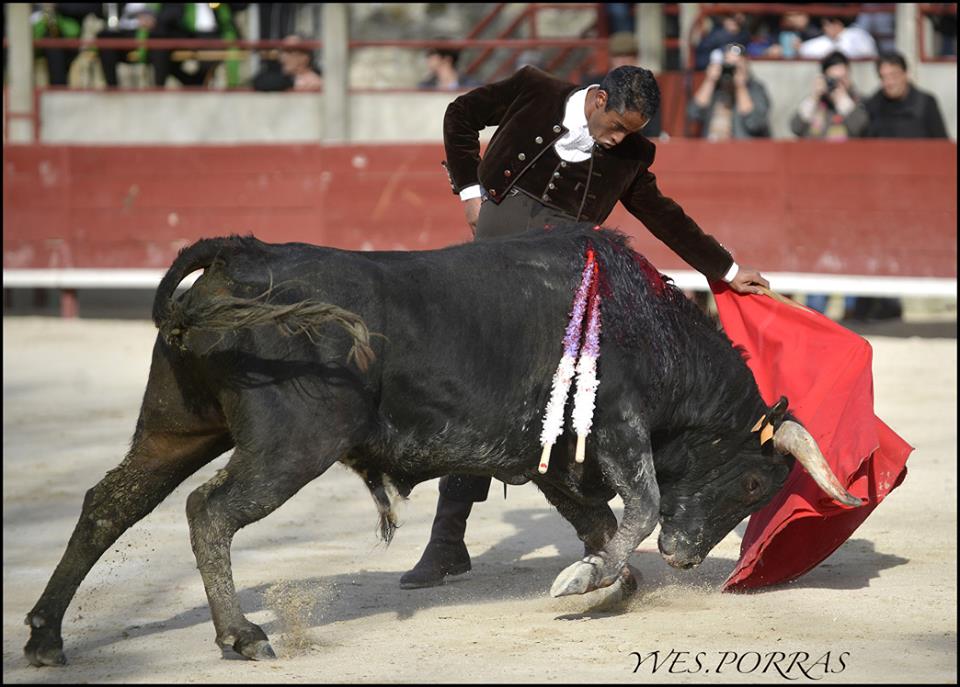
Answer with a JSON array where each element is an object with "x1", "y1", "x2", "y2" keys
[
  {"x1": 658, "y1": 532, "x2": 704, "y2": 570},
  {"x1": 772, "y1": 421, "x2": 864, "y2": 508}
]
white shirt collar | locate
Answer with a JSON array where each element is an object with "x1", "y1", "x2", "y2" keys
[{"x1": 555, "y1": 85, "x2": 599, "y2": 161}]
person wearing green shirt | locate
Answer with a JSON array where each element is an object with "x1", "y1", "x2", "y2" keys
[
  {"x1": 151, "y1": 3, "x2": 244, "y2": 87},
  {"x1": 31, "y1": 3, "x2": 101, "y2": 85}
]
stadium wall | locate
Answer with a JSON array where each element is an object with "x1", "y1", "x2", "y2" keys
[
  {"x1": 4, "y1": 140, "x2": 956, "y2": 293},
  {"x1": 34, "y1": 62, "x2": 958, "y2": 144}
]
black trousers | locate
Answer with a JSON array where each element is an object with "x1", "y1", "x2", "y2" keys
[{"x1": 441, "y1": 188, "x2": 579, "y2": 503}]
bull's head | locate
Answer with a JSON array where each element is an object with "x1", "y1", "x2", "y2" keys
[{"x1": 656, "y1": 397, "x2": 861, "y2": 569}]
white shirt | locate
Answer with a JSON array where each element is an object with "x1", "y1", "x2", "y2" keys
[
  {"x1": 798, "y1": 27, "x2": 878, "y2": 60},
  {"x1": 458, "y1": 85, "x2": 598, "y2": 201},
  {"x1": 194, "y1": 3, "x2": 217, "y2": 32},
  {"x1": 552, "y1": 85, "x2": 599, "y2": 162}
]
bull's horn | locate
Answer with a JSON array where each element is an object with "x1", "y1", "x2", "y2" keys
[{"x1": 773, "y1": 421, "x2": 863, "y2": 507}]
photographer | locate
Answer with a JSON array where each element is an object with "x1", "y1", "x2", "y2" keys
[
  {"x1": 790, "y1": 51, "x2": 867, "y2": 140},
  {"x1": 688, "y1": 43, "x2": 771, "y2": 140}
]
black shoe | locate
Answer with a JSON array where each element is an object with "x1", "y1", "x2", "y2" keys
[
  {"x1": 399, "y1": 539, "x2": 472, "y2": 589},
  {"x1": 400, "y1": 494, "x2": 474, "y2": 589}
]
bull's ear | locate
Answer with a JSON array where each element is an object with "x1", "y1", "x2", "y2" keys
[{"x1": 767, "y1": 396, "x2": 789, "y2": 425}]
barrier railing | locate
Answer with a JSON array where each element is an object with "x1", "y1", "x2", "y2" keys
[{"x1": 4, "y1": 140, "x2": 956, "y2": 317}]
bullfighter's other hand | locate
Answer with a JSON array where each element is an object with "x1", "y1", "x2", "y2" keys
[
  {"x1": 729, "y1": 266, "x2": 770, "y2": 295},
  {"x1": 464, "y1": 197, "x2": 482, "y2": 236}
]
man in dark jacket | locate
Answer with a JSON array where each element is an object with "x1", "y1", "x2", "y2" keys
[
  {"x1": 857, "y1": 51, "x2": 948, "y2": 321},
  {"x1": 401, "y1": 64, "x2": 770, "y2": 589},
  {"x1": 865, "y1": 51, "x2": 948, "y2": 138}
]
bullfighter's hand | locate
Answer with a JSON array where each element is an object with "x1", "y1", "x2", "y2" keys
[
  {"x1": 464, "y1": 197, "x2": 482, "y2": 236},
  {"x1": 729, "y1": 266, "x2": 770, "y2": 295}
]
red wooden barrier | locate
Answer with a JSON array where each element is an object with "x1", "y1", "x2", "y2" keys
[{"x1": 3, "y1": 140, "x2": 956, "y2": 277}]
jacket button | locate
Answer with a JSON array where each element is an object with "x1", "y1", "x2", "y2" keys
[
  {"x1": 548, "y1": 183, "x2": 555, "y2": 190},
  {"x1": 503, "y1": 169, "x2": 511, "y2": 177},
  {"x1": 553, "y1": 171, "x2": 560, "y2": 178},
  {"x1": 535, "y1": 136, "x2": 543, "y2": 144},
  {"x1": 560, "y1": 161, "x2": 567, "y2": 168},
  {"x1": 518, "y1": 153, "x2": 526, "y2": 161},
  {"x1": 553, "y1": 125, "x2": 562, "y2": 133},
  {"x1": 489, "y1": 189, "x2": 497, "y2": 196},
  {"x1": 542, "y1": 193, "x2": 550, "y2": 201}
]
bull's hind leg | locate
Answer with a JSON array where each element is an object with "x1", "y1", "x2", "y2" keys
[
  {"x1": 24, "y1": 429, "x2": 232, "y2": 666},
  {"x1": 25, "y1": 340, "x2": 231, "y2": 667},
  {"x1": 551, "y1": 428, "x2": 659, "y2": 598},
  {"x1": 185, "y1": 435, "x2": 348, "y2": 660}
]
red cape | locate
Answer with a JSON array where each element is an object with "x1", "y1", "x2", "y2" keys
[{"x1": 710, "y1": 283, "x2": 913, "y2": 591}]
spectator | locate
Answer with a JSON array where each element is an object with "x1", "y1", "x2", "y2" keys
[
  {"x1": 252, "y1": 34, "x2": 322, "y2": 91},
  {"x1": 151, "y1": 3, "x2": 246, "y2": 88},
  {"x1": 688, "y1": 43, "x2": 771, "y2": 140},
  {"x1": 247, "y1": 4, "x2": 306, "y2": 90},
  {"x1": 31, "y1": 3, "x2": 102, "y2": 86},
  {"x1": 854, "y1": 4, "x2": 897, "y2": 54},
  {"x1": 798, "y1": 16, "x2": 878, "y2": 60},
  {"x1": 790, "y1": 51, "x2": 868, "y2": 316},
  {"x1": 603, "y1": 3, "x2": 635, "y2": 35},
  {"x1": 694, "y1": 13, "x2": 752, "y2": 70},
  {"x1": 418, "y1": 46, "x2": 482, "y2": 90},
  {"x1": 582, "y1": 32, "x2": 662, "y2": 137},
  {"x1": 865, "y1": 51, "x2": 948, "y2": 138},
  {"x1": 765, "y1": 11, "x2": 821, "y2": 58},
  {"x1": 791, "y1": 51, "x2": 868, "y2": 140},
  {"x1": 96, "y1": 3, "x2": 159, "y2": 89},
  {"x1": 929, "y1": 4, "x2": 958, "y2": 57},
  {"x1": 855, "y1": 51, "x2": 948, "y2": 322}
]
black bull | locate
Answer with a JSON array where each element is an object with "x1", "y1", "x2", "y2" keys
[{"x1": 24, "y1": 224, "x2": 860, "y2": 665}]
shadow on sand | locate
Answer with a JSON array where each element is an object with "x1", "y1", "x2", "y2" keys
[{"x1": 62, "y1": 504, "x2": 909, "y2": 658}]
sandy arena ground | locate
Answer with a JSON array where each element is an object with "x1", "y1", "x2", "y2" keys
[{"x1": 2, "y1": 316, "x2": 956, "y2": 683}]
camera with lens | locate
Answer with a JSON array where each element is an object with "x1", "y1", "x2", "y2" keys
[
  {"x1": 721, "y1": 64, "x2": 736, "y2": 79},
  {"x1": 821, "y1": 76, "x2": 840, "y2": 104}
]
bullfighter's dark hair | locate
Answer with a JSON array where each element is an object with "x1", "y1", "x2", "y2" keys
[
  {"x1": 876, "y1": 50, "x2": 908, "y2": 73},
  {"x1": 599, "y1": 65, "x2": 661, "y2": 120}
]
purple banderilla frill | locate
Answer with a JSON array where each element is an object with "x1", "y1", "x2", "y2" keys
[{"x1": 538, "y1": 247, "x2": 602, "y2": 474}]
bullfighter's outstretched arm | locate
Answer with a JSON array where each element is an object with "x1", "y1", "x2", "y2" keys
[{"x1": 622, "y1": 169, "x2": 735, "y2": 282}]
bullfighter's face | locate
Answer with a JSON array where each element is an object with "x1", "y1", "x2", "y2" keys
[
  {"x1": 655, "y1": 437, "x2": 793, "y2": 569},
  {"x1": 586, "y1": 88, "x2": 649, "y2": 149}
]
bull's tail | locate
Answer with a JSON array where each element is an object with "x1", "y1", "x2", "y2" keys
[
  {"x1": 153, "y1": 238, "x2": 376, "y2": 372},
  {"x1": 152, "y1": 237, "x2": 232, "y2": 328}
]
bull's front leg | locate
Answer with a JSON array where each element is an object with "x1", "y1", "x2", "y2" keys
[{"x1": 550, "y1": 427, "x2": 658, "y2": 598}]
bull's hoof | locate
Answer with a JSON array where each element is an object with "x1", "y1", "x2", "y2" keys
[
  {"x1": 219, "y1": 625, "x2": 277, "y2": 661},
  {"x1": 550, "y1": 555, "x2": 604, "y2": 597},
  {"x1": 589, "y1": 565, "x2": 641, "y2": 611},
  {"x1": 24, "y1": 636, "x2": 66, "y2": 667},
  {"x1": 237, "y1": 638, "x2": 277, "y2": 661}
]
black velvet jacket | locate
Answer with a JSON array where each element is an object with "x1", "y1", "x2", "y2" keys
[{"x1": 442, "y1": 66, "x2": 734, "y2": 280}]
